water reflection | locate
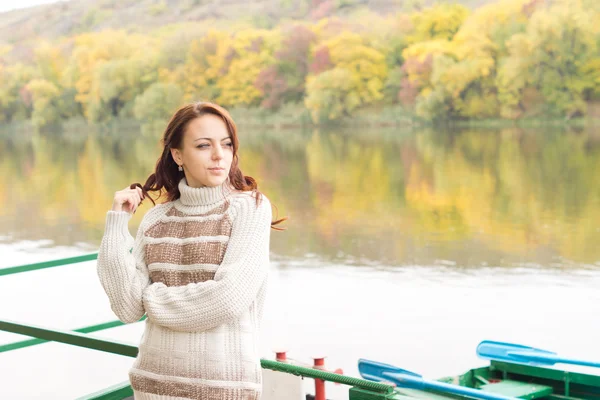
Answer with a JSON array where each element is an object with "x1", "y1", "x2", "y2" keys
[{"x1": 2, "y1": 124, "x2": 600, "y2": 268}]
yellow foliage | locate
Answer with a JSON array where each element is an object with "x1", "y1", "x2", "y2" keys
[
  {"x1": 182, "y1": 30, "x2": 233, "y2": 100},
  {"x1": 305, "y1": 68, "x2": 361, "y2": 121},
  {"x1": 0, "y1": 64, "x2": 36, "y2": 121},
  {"x1": 456, "y1": 0, "x2": 529, "y2": 37},
  {"x1": 408, "y1": 3, "x2": 470, "y2": 44},
  {"x1": 214, "y1": 29, "x2": 281, "y2": 107},
  {"x1": 310, "y1": 17, "x2": 353, "y2": 42},
  {"x1": 496, "y1": 33, "x2": 532, "y2": 117},
  {"x1": 495, "y1": 0, "x2": 598, "y2": 116},
  {"x1": 402, "y1": 39, "x2": 454, "y2": 62},
  {"x1": 33, "y1": 41, "x2": 68, "y2": 85},
  {"x1": 178, "y1": 28, "x2": 282, "y2": 106},
  {"x1": 1, "y1": 0, "x2": 599, "y2": 123},
  {"x1": 25, "y1": 79, "x2": 61, "y2": 126},
  {"x1": 323, "y1": 32, "x2": 387, "y2": 104},
  {"x1": 401, "y1": 40, "x2": 453, "y2": 98},
  {"x1": 0, "y1": 45, "x2": 12, "y2": 58},
  {"x1": 229, "y1": 28, "x2": 281, "y2": 58},
  {"x1": 217, "y1": 54, "x2": 270, "y2": 106},
  {"x1": 64, "y1": 30, "x2": 158, "y2": 118},
  {"x1": 428, "y1": 0, "x2": 531, "y2": 118}
]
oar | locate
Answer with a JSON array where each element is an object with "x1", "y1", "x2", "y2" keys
[
  {"x1": 477, "y1": 340, "x2": 600, "y2": 368},
  {"x1": 358, "y1": 359, "x2": 519, "y2": 400}
]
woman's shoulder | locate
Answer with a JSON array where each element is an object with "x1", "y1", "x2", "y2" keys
[
  {"x1": 139, "y1": 201, "x2": 172, "y2": 227},
  {"x1": 228, "y1": 191, "x2": 272, "y2": 221}
]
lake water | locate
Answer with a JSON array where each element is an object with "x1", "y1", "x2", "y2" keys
[{"x1": 1, "y1": 123, "x2": 600, "y2": 399}]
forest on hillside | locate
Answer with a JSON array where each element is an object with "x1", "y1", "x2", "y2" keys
[{"x1": 0, "y1": 0, "x2": 599, "y2": 128}]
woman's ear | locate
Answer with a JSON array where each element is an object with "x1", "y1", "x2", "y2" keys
[{"x1": 170, "y1": 148, "x2": 182, "y2": 166}]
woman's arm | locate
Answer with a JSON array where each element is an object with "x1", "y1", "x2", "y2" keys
[
  {"x1": 97, "y1": 211, "x2": 151, "y2": 323},
  {"x1": 142, "y1": 195, "x2": 272, "y2": 332}
]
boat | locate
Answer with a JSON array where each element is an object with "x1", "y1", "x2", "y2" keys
[
  {"x1": 1, "y1": 254, "x2": 599, "y2": 399},
  {"x1": 359, "y1": 350, "x2": 600, "y2": 400}
]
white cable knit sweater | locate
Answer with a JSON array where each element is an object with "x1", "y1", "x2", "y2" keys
[{"x1": 97, "y1": 178, "x2": 272, "y2": 400}]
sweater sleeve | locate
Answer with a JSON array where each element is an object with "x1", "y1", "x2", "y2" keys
[
  {"x1": 97, "y1": 210, "x2": 151, "y2": 323},
  {"x1": 142, "y1": 195, "x2": 272, "y2": 332}
]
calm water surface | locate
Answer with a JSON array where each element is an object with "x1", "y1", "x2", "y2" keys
[{"x1": 1, "y1": 124, "x2": 600, "y2": 399}]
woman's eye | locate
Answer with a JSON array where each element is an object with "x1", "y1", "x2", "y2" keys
[
  {"x1": 197, "y1": 144, "x2": 209, "y2": 148},
  {"x1": 224, "y1": 142, "x2": 233, "y2": 147}
]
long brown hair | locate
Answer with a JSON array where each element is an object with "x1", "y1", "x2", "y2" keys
[{"x1": 132, "y1": 101, "x2": 287, "y2": 230}]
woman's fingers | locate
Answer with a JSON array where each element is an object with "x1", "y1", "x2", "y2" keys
[{"x1": 112, "y1": 186, "x2": 146, "y2": 213}]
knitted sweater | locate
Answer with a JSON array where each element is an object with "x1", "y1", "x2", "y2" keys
[{"x1": 97, "y1": 178, "x2": 272, "y2": 400}]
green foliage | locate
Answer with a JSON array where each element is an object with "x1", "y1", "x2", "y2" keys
[
  {"x1": 383, "y1": 67, "x2": 403, "y2": 104},
  {"x1": 179, "y1": 30, "x2": 232, "y2": 102},
  {"x1": 26, "y1": 79, "x2": 62, "y2": 127},
  {"x1": 0, "y1": 64, "x2": 35, "y2": 122},
  {"x1": 335, "y1": 0, "x2": 359, "y2": 8},
  {"x1": 305, "y1": 68, "x2": 361, "y2": 122},
  {"x1": 305, "y1": 32, "x2": 387, "y2": 121},
  {"x1": 134, "y1": 82, "x2": 184, "y2": 121},
  {"x1": 80, "y1": 7, "x2": 114, "y2": 30},
  {"x1": 149, "y1": 1, "x2": 168, "y2": 16},
  {"x1": 88, "y1": 55, "x2": 158, "y2": 121},
  {"x1": 386, "y1": 36, "x2": 409, "y2": 68},
  {"x1": 497, "y1": 0, "x2": 598, "y2": 118},
  {"x1": 0, "y1": 0, "x2": 599, "y2": 125}
]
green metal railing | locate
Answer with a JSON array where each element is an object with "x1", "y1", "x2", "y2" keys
[
  {"x1": 0, "y1": 317, "x2": 145, "y2": 353},
  {"x1": 0, "y1": 253, "x2": 397, "y2": 400},
  {"x1": 0, "y1": 253, "x2": 99, "y2": 276}
]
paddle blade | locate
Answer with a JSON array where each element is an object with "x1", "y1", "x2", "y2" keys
[
  {"x1": 358, "y1": 358, "x2": 421, "y2": 383},
  {"x1": 477, "y1": 340, "x2": 557, "y2": 366}
]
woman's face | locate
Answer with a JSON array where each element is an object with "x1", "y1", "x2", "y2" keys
[{"x1": 171, "y1": 114, "x2": 234, "y2": 188}]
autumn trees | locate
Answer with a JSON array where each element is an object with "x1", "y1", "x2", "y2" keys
[{"x1": 0, "y1": 0, "x2": 598, "y2": 127}]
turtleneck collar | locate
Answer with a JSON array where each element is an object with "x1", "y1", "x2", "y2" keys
[{"x1": 178, "y1": 177, "x2": 234, "y2": 207}]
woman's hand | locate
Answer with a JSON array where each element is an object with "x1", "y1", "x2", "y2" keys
[{"x1": 111, "y1": 185, "x2": 145, "y2": 213}]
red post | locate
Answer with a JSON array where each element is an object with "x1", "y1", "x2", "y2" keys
[
  {"x1": 275, "y1": 350, "x2": 287, "y2": 362},
  {"x1": 313, "y1": 357, "x2": 326, "y2": 400}
]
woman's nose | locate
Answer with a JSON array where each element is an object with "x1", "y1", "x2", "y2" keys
[{"x1": 212, "y1": 146, "x2": 223, "y2": 160}]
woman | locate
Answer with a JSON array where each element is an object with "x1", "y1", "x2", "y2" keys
[{"x1": 97, "y1": 101, "x2": 285, "y2": 400}]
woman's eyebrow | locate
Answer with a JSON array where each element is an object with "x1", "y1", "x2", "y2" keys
[{"x1": 194, "y1": 136, "x2": 231, "y2": 142}]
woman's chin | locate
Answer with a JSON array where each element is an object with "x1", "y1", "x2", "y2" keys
[
  {"x1": 205, "y1": 176, "x2": 228, "y2": 187},
  {"x1": 186, "y1": 175, "x2": 227, "y2": 188}
]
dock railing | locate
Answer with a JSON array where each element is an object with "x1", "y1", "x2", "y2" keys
[{"x1": 0, "y1": 253, "x2": 397, "y2": 399}]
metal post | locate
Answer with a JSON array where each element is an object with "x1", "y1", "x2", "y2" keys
[
  {"x1": 275, "y1": 350, "x2": 287, "y2": 362},
  {"x1": 313, "y1": 356, "x2": 326, "y2": 400}
]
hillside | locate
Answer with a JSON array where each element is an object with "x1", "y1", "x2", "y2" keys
[
  {"x1": 0, "y1": 0, "x2": 495, "y2": 51},
  {"x1": 2, "y1": 0, "x2": 594, "y2": 126}
]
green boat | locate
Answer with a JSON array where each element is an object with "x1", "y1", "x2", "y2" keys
[
  {"x1": 358, "y1": 359, "x2": 600, "y2": 400},
  {"x1": 1, "y1": 254, "x2": 599, "y2": 400},
  {"x1": 435, "y1": 361, "x2": 600, "y2": 399}
]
